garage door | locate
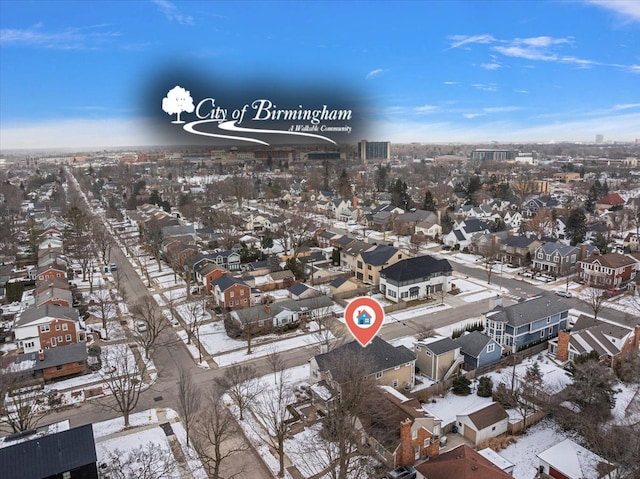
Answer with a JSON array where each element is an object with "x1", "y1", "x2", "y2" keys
[{"x1": 463, "y1": 425, "x2": 476, "y2": 443}]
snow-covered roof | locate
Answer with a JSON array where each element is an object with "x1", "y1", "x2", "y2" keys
[
  {"x1": 477, "y1": 448, "x2": 514, "y2": 471},
  {"x1": 537, "y1": 438, "x2": 614, "y2": 479}
]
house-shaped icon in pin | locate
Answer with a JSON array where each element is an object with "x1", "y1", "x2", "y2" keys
[{"x1": 356, "y1": 309, "x2": 372, "y2": 325}]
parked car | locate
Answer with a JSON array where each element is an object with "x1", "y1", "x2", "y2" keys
[
  {"x1": 110, "y1": 263, "x2": 118, "y2": 271},
  {"x1": 603, "y1": 287, "x2": 623, "y2": 298},
  {"x1": 386, "y1": 466, "x2": 417, "y2": 479},
  {"x1": 554, "y1": 290, "x2": 572, "y2": 298},
  {"x1": 135, "y1": 321, "x2": 147, "y2": 332}
]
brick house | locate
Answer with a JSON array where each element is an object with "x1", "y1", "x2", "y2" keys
[
  {"x1": 14, "y1": 342, "x2": 88, "y2": 381},
  {"x1": 416, "y1": 444, "x2": 514, "y2": 479},
  {"x1": 577, "y1": 252, "x2": 638, "y2": 288},
  {"x1": 595, "y1": 193, "x2": 625, "y2": 213},
  {"x1": 36, "y1": 263, "x2": 67, "y2": 281},
  {"x1": 35, "y1": 284, "x2": 73, "y2": 308},
  {"x1": 198, "y1": 264, "x2": 227, "y2": 293},
  {"x1": 13, "y1": 305, "x2": 87, "y2": 354},
  {"x1": 211, "y1": 275, "x2": 251, "y2": 310},
  {"x1": 548, "y1": 316, "x2": 640, "y2": 367}
]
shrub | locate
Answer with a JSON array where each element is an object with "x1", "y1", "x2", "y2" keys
[
  {"x1": 452, "y1": 374, "x2": 471, "y2": 396},
  {"x1": 477, "y1": 376, "x2": 493, "y2": 397}
]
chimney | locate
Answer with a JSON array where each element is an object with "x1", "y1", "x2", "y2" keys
[
  {"x1": 399, "y1": 418, "x2": 413, "y2": 466},
  {"x1": 508, "y1": 230, "x2": 514, "y2": 236},
  {"x1": 580, "y1": 243, "x2": 587, "y2": 261},
  {"x1": 38, "y1": 349, "x2": 45, "y2": 361},
  {"x1": 491, "y1": 234, "x2": 497, "y2": 247},
  {"x1": 436, "y1": 210, "x2": 441, "y2": 224},
  {"x1": 264, "y1": 304, "x2": 271, "y2": 314},
  {"x1": 556, "y1": 331, "x2": 571, "y2": 362},
  {"x1": 352, "y1": 196, "x2": 358, "y2": 209},
  {"x1": 633, "y1": 325, "x2": 640, "y2": 352}
]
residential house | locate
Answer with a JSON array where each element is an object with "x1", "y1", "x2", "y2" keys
[
  {"x1": 0, "y1": 424, "x2": 98, "y2": 479},
  {"x1": 37, "y1": 252, "x2": 68, "y2": 270},
  {"x1": 537, "y1": 439, "x2": 618, "y2": 479},
  {"x1": 469, "y1": 231, "x2": 509, "y2": 257},
  {"x1": 36, "y1": 263, "x2": 67, "y2": 281},
  {"x1": 210, "y1": 275, "x2": 251, "y2": 310},
  {"x1": 477, "y1": 448, "x2": 515, "y2": 475},
  {"x1": 416, "y1": 444, "x2": 514, "y2": 479},
  {"x1": 35, "y1": 284, "x2": 73, "y2": 308},
  {"x1": 393, "y1": 210, "x2": 439, "y2": 236},
  {"x1": 355, "y1": 244, "x2": 405, "y2": 285},
  {"x1": 328, "y1": 277, "x2": 360, "y2": 297},
  {"x1": 330, "y1": 234, "x2": 357, "y2": 251},
  {"x1": 263, "y1": 270, "x2": 295, "y2": 290},
  {"x1": 379, "y1": 255, "x2": 452, "y2": 303},
  {"x1": 414, "y1": 217, "x2": 442, "y2": 240},
  {"x1": 521, "y1": 197, "x2": 546, "y2": 217},
  {"x1": 211, "y1": 250, "x2": 242, "y2": 271},
  {"x1": 367, "y1": 388, "x2": 442, "y2": 467},
  {"x1": 623, "y1": 232, "x2": 639, "y2": 252},
  {"x1": 484, "y1": 292, "x2": 570, "y2": 353},
  {"x1": 502, "y1": 210, "x2": 524, "y2": 231},
  {"x1": 455, "y1": 402, "x2": 509, "y2": 446},
  {"x1": 369, "y1": 204, "x2": 404, "y2": 229},
  {"x1": 229, "y1": 296, "x2": 334, "y2": 336},
  {"x1": 197, "y1": 263, "x2": 228, "y2": 293},
  {"x1": 15, "y1": 342, "x2": 88, "y2": 381},
  {"x1": 13, "y1": 304, "x2": 87, "y2": 354},
  {"x1": 595, "y1": 193, "x2": 625, "y2": 213},
  {"x1": 340, "y1": 240, "x2": 373, "y2": 271},
  {"x1": 288, "y1": 282, "x2": 321, "y2": 300},
  {"x1": 443, "y1": 219, "x2": 493, "y2": 249},
  {"x1": 315, "y1": 230, "x2": 340, "y2": 248},
  {"x1": 310, "y1": 336, "x2": 416, "y2": 392},
  {"x1": 498, "y1": 235, "x2": 541, "y2": 266},
  {"x1": 549, "y1": 316, "x2": 640, "y2": 367},
  {"x1": 414, "y1": 337, "x2": 463, "y2": 382},
  {"x1": 577, "y1": 252, "x2": 638, "y2": 288},
  {"x1": 454, "y1": 331, "x2": 503, "y2": 370},
  {"x1": 531, "y1": 242, "x2": 595, "y2": 277}
]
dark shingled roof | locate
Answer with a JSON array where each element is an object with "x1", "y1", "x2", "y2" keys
[
  {"x1": 330, "y1": 277, "x2": 347, "y2": 288},
  {"x1": 454, "y1": 331, "x2": 495, "y2": 358},
  {"x1": 380, "y1": 256, "x2": 452, "y2": 282},
  {"x1": 288, "y1": 282, "x2": 310, "y2": 297},
  {"x1": 0, "y1": 424, "x2": 97, "y2": 479},
  {"x1": 501, "y1": 235, "x2": 537, "y2": 249},
  {"x1": 485, "y1": 291, "x2": 570, "y2": 327},
  {"x1": 314, "y1": 336, "x2": 415, "y2": 384},
  {"x1": 16, "y1": 342, "x2": 88, "y2": 371},
  {"x1": 15, "y1": 304, "x2": 79, "y2": 327},
  {"x1": 360, "y1": 245, "x2": 399, "y2": 266},
  {"x1": 423, "y1": 337, "x2": 459, "y2": 355},
  {"x1": 210, "y1": 275, "x2": 248, "y2": 291},
  {"x1": 466, "y1": 402, "x2": 508, "y2": 430}
]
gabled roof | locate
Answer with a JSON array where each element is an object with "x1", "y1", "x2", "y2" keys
[
  {"x1": 210, "y1": 275, "x2": 248, "y2": 292},
  {"x1": 380, "y1": 256, "x2": 452, "y2": 283},
  {"x1": 565, "y1": 318, "x2": 634, "y2": 358},
  {"x1": 0, "y1": 424, "x2": 97, "y2": 479},
  {"x1": 288, "y1": 282, "x2": 310, "y2": 297},
  {"x1": 343, "y1": 240, "x2": 373, "y2": 257},
  {"x1": 462, "y1": 219, "x2": 493, "y2": 233},
  {"x1": 537, "y1": 242, "x2": 578, "y2": 257},
  {"x1": 537, "y1": 439, "x2": 615, "y2": 479},
  {"x1": 360, "y1": 245, "x2": 399, "y2": 266},
  {"x1": 330, "y1": 277, "x2": 347, "y2": 289},
  {"x1": 15, "y1": 304, "x2": 79, "y2": 327},
  {"x1": 314, "y1": 336, "x2": 415, "y2": 384},
  {"x1": 416, "y1": 444, "x2": 513, "y2": 479},
  {"x1": 333, "y1": 236, "x2": 356, "y2": 248},
  {"x1": 421, "y1": 337, "x2": 459, "y2": 355},
  {"x1": 16, "y1": 342, "x2": 88, "y2": 371},
  {"x1": 485, "y1": 292, "x2": 570, "y2": 327},
  {"x1": 579, "y1": 252, "x2": 637, "y2": 269},
  {"x1": 597, "y1": 193, "x2": 625, "y2": 205},
  {"x1": 246, "y1": 259, "x2": 270, "y2": 271},
  {"x1": 454, "y1": 331, "x2": 497, "y2": 358},
  {"x1": 463, "y1": 402, "x2": 508, "y2": 430},
  {"x1": 232, "y1": 296, "x2": 334, "y2": 324},
  {"x1": 35, "y1": 277, "x2": 70, "y2": 293},
  {"x1": 501, "y1": 235, "x2": 538, "y2": 249}
]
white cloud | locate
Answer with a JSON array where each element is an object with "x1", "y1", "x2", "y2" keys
[
  {"x1": 585, "y1": 0, "x2": 640, "y2": 22},
  {"x1": 463, "y1": 113, "x2": 484, "y2": 119},
  {"x1": 446, "y1": 34, "x2": 495, "y2": 50},
  {"x1": 472, "y1": 83, "x2": 498, "y2": 92},
  {"x1": 480, "y1": 61, "x2": 501, "y2": 70},
  {"x1": 366, "y1": 68, "x2": 386, "y2": 80},
  {"x1": 483, "y1": 106, "x2": 522, "y2": 113},
  {"x1": 0, "y1": 24, "x2": 120, "y2": 49},
  {"x1": 516, "y1": 36, "x2": 572, "y2": 48},
  {"x1": 613, "y1": 103, "x2": 640, "y2": 111},
  {"x1": 443, "y1": 81, "x2": 458, "y2": 85},
  {"x1": 514, "y1": 89, "x2": 529, "y2": 94},
  {"x1": 413, "y1": 105, "x2": 438, "y2": 113},
  {"x1": 152, "y1": 0, "x2": 194, "y2": 25}
]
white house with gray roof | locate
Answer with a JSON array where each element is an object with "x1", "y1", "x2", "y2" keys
[
  {"x1": 484, "y1": 292, "x2": 570, "y2": 353},
  {"x1": 379, "y1": 255, "x2": 452, "y2": 303}
]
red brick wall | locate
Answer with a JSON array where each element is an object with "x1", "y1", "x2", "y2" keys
[
  {"x1": 224, "y1": 284, "x2": 251, "y2": 310},
  {"x1": 38, "y1": 319, "x2": 79, "y2": 349},
  {"x1": 556, "y1": 331, "x2": 571, "y2": 362},
  {"x1": 42, "y1": 360, "x2": 86, "y2": 381},
  {"x1": 204, "y1": 269, "x2": 226, "y2": 293},
  {"x1": 397, "y1": 418, "x2": 439, "y2": 466}
]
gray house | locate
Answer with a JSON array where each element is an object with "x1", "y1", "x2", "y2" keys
[
  {"x1": 484, "y1": 293, "x2": 570, "y2": 353},
  {"x1": 454, "y1": 331, "x2": 502, "y2": 369}
]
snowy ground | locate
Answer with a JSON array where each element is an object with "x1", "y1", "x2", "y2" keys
[
  {"x1": 485, "y1": 355, "x2": 573, "y2": 395},
  {"x1": 93, "y1": 409, "x2": 159, "y2": 438},
  {"x1": 611, "y1": 381, "x2": 640, "y2": 426},
  {"x1": 175, "y1": 301, "x2": 212, "y2": 323},
  {"x1": 498, "y1": 419, "x2": 572, "y2": 479},
  {"x1": 176, "y1": 330, "x2": 210, "y2": 369},
  {"x1": 422, "y1": 388, "x2": 494, "y2": 427}
]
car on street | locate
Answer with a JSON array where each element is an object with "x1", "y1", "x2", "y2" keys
[
  {"x1": 386, "y1": 466, "x2": 417, "y2": 479},
  {"x1": 554, "y1": 290, "x2": 572, "y2": 298}
]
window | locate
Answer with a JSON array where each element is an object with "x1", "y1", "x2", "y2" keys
[
  {"x1": 230, "y1": 291, "x2": 234, "y2": 298},
  {"x1": 65, "y1": 334, "x2": 72, "y2": 342},
  {"x1": 240, "y1": 289, "x2": 244, "y2": 295},
  {"x1": 392, "y1": 379, "x2": 399, "y2": 388},
  {"x1": 235, "y1": 300, "x2": 239, "y2": 305},
  {"x1": 412, "y1": 429, "x2": 418, "y2": 440},
  {"x1": 425, "y1": 350, "x2": 432, "y2": 357},
  {"x1": 357, "y1": 261, "x2": 363, "y2": 269},
  {"x1": 547, "y1": 317, "x2": 551, "y2": 324},
  {"x1": 487, "y1": 343, "x2": 495, "y2": 353},
  {"x1": 368, "y1": 275, "x2": 373, "y2": 282},
  {"x1": 424, "y1": 439, "x2": 429, "y2": 448},
  {"x1": 394, "y1": 365, "x2": 400, "y2": 370},
  {"x1": 548, "y1": 327, "x2": 553, "y2": 335},
  {"x1": 25, "y1": 341, "x2": 35, "y2": 349},
  {"x1": 58, "y1": 336, "x2": 63, "y2": 342},
  {"x1": 62, "y1": 323, "x2": 68, "y2": 331},
  {"x1": 40, "y1": 325, "x2": 50, "y2": 333},
  {"x1": 51, "y1": 337, "x2": 57, "y2": 346},
  {"x1": 56, "y1": 365, "x2": 63, "y2": 371},
  {"x1": 492, "y1": 426, "x2": 496, "y2": 431},
  {"x1": 229, "y1": 302, "x2": 233, "y2": 307},
  {"x1": 55, "y1": 324, "x2": 61, "y2": 331},
  {"x1": 540, "y1": 330, "x2": 545, "y2": 338},
  {"x1": 375, "y1": 372, "x2": 383, "y2": 380}
]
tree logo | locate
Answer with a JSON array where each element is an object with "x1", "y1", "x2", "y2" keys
[{"x1": 162, "y1": 85, "x2": 195, "y2": 124}]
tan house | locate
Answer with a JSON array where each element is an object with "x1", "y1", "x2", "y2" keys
[
  {"x1": 414, "y1": 337, "x2": 463, "y2": 382},
  {"x1": 309, "y1": 336, "x2": 416, "y2": 392},
  {"x1": 355, "y1": 244, "x2": 405, "y2": 285},
  {"x1": 455, "y1": 402, "x2": 509, "y2": 446}
]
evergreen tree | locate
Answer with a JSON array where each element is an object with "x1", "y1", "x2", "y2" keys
[
  {"x1": 477, "y1": 377, "x2": 493, "y2": 397},
  {"x1": 422, "y1": 190, "x2": 436, "y2": 212},
  {"x1": 452, "y1": 374, "x2": 471, "y2": 396},
  {"x1": 337, "y1": 168, "x2": 352, "y2": 198},
  {"x1": 594, "y1": 232, "x2": 610, "y2": 253},
  {"x1": 565, "y1": 208, "x2": 588, "y2": 245},
  {"x1": 375, "y1": 164, "x2": 388, "y2": 192}
]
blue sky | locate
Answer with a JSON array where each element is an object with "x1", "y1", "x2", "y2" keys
[{"x1": 1, "y1": 0, "x2": 639, "y2": 149}]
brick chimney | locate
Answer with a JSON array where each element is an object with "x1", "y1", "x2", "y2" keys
[
  {"x1": 426, "y1": 436, "x2": 440, "y2": 459},
  {"x1": 633, "y1": 325, "x2": 640, "y2": 351},
  {"x1": 264, "y1": 304, "x2": 271, "y2": 314},
  {"x1": 579, "y1": 243, "x2": 587, "y2": 261},
  {"x1": 556, "y1": 331, "x2": 571, "y2": 362},
  {"x1": 398, "y1": 418, "x2": 413, "y2": 466},
  {"x1": 38, "y1": 349, "x2": 45, "y2": 361}
]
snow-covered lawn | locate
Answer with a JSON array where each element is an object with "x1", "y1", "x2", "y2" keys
[
  {"x1": 422, "y1": 389, "x2": 494, "y2": 427},
  {"x1": 156, "y1": 274, "x2": 186, "y2": 288},
  {"x1": 164, "y1": 287, "x2": 188, "y2": 302},
  {"x1": 485, "y1": 355, "x2": 572, "y2": 394},
  {"x1": 93, "y1": 409, "x2": 159, "y2": 438},
  {"x1": 196, "y1": 320, "x2": 246, "y2": 355},
  {"x1": 175, "y1": 302, "x2": 212, "y2": 323},
  {"x1": 213, "y1": 327, "x2": 334, "y2": 367},
  {"x1": 152, "y1": 293, "x2": 167, "y2": 307},
  {"x1": 499, "y1": 419, "x2": 572, "y2": 479},
  {"x1": 611, "y1": 382, "x2": 640, "y2": 426},
  {"x1": 451, "y1": 277, "x2": 485, "y2": 294},
  {"x1": 460, "y1": 290, "x2": 501, "y2": 303},
  {"x1": 176, "y1": 330, "x2": 210, "y2": 369}
]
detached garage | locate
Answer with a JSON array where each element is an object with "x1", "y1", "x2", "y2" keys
[{"x1": 455, "y1": 402, "x2": 508, "y2": 446}]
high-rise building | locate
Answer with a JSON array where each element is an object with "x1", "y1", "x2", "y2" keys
[
  {"x1": 470, "y1": 149, "x2": 519, "y2": 162},
  {"x1": 358, "y1": 140, "x2": 390, "y2": 162}
]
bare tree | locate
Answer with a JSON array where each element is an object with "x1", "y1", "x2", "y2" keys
[
  {"x1": 415, "y1": 323, "x2": 436, "y2": 341},
  {"x1": 130, "y1": 300, "x2": 169, "y2": 360},
  {"x1": 98, "y1": 344, "x2": 147, "y2": 427},
  {"x1": 91, "y1": 218, "x2": 114, "y2": 265},
  {"x1": 215, "y1": 364, "x2": 260, "y2": 421},
  {"x1": 526, "y1": 207, "x2": 555, "y2": 239},
  {"x1": 193, "y1": 386, "x2": 246, "y2": 479},
  {"x1": 177, "y1": 367, "x2": 201, "y2": 447},
  {"x1": 182, "y1": 300, "x2": 204, "y2": 350},
  {"x1": 265, "y1": 346, "x2": 286, "y2": 382},
  {"x1": 143, "y1": 217, "x2": 164, "y2": 272},
  {"x1": 91, "y1": 290, "x2": 117, "y2": 340},
  {"x1": 103, "y1": 442, "x2": 177, "y2": 479},
  {"x1": 0, "y1": 368, "x2": 49, "y2": 433},
  {"x1": 251, "y1": 370, "x2": 295, "y2": 477},
  {"x1": 581, "y1": 286, "x2": 609, "y2": 321}
]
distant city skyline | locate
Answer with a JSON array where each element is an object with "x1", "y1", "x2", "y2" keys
[{"x1": 1, "y1": 0, "x2": 639, "y2": 150}]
